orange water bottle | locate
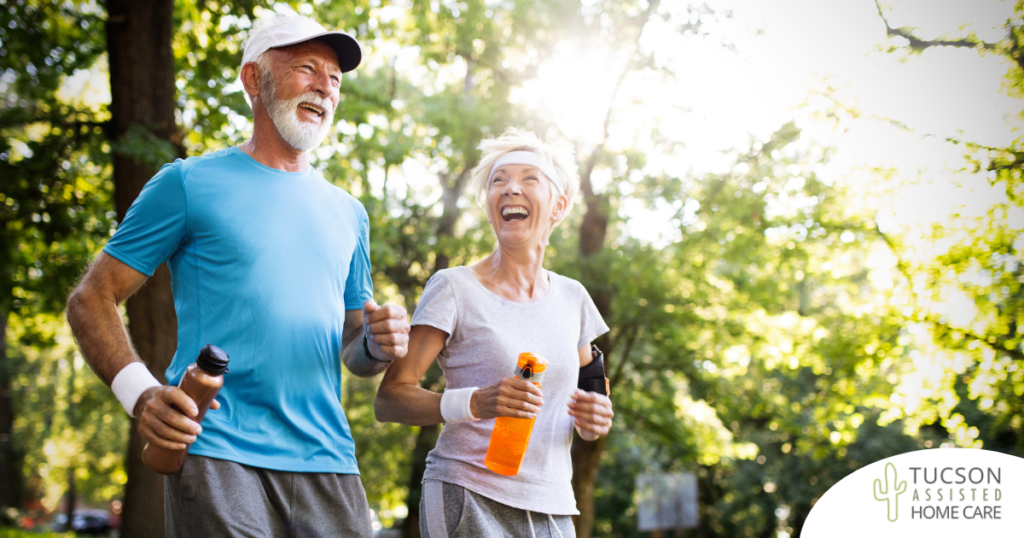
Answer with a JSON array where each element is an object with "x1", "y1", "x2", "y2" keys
[{"x1": 485, "y1": 352, "x2": 548, "y2": 476}]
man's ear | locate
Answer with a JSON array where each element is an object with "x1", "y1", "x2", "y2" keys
[{"x1": 240, "y1": 61, "x2": 262, "y2": 99}]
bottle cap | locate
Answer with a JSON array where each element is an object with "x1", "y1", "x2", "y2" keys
[
  {"x1": 196, "y1": 344, "x2": 230, "y2": 375},
  {"x1": 514, "y1": 352, "x2": 548, "y2": 383}
]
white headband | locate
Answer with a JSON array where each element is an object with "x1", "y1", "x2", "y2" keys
[{"x1": 488, "y1": 151, "x2": 564, "y2": 194}]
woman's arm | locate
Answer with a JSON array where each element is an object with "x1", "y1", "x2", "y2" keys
[
  {"x1": 569, "y1": 343, "x2": 614, "y2": 441},
  {"x1": 374, "y1": 324, "x2": 448, "y2": 425},
  {"x1": 375, "y1": 324, "x2": 546, "y2": 425}
]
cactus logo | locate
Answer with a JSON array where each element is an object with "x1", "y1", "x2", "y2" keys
[{"x1": 873, "y1": 462, "x2": 907, "y2": 522}]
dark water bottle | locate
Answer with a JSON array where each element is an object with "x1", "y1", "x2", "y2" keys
[{"x1": 142, "y1": 345, "x2": 229, "y2": 475}]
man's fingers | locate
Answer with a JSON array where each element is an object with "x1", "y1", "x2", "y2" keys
[
  {"x1": 367, "y1": 318, "x2": 410, "y2": 336},
  {"x1": 154, "y1": 403, "x2": 202, "y2": 436},
  {"x1": 369, "y1": 332, "x2": 410, "y2": 346},
  {"x1": 366, "y1": 303, "x2": 408, "y2": 323},
  {"x1": 148, "y1": 415, "x2": 199, "y2": 445},
  {"x1": 139, "y1": 424, "x2": 188, "y2": 451},
  {"x1": 209, "y1": 399, "x2": 221, "y2": 410},
  {"x1": 162, "y1": 386, "x2": 199, "y2": 418},
  {"x1": 376, "y1": 344, "x2": 408, "y2": 358},
  {"x1": 363, "y1": 299, "x2": 380, "y2": 313}
]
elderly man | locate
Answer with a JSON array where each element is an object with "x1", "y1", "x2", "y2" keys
[{"x1": 67, "y1": 15, "x2": 408, "y2": 537}]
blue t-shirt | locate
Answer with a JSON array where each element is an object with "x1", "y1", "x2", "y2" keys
[{"x1": 104, "y1": 146, "x2": 373, "y2": 473}]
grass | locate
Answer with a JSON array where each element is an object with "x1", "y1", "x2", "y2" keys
[{"x1": 0, "y1": 528, "x2": 73, "y2": 537}]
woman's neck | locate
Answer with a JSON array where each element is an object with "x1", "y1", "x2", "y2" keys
[{"x1": 472, "y1": 244, "x2": 549, "y2": 303}]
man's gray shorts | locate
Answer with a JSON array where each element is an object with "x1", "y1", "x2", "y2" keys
[
  {"x1": 165, "y1": 455, "x2": 374, "y2": 538},
  {"x1": 419, "y1": 480, "x2": 575, "y2": 538}
]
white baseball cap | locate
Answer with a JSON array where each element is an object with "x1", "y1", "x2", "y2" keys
[{"x1": 242, "y1": 15, "x2": 362, "y2": 73}]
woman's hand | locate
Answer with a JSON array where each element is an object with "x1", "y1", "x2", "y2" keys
[
  {"x1": 568, "y1": 389, "x2": 614, "y2": 441},
  {"x1": 471, "y1": 377, "x2": 544, "y2": 420}
]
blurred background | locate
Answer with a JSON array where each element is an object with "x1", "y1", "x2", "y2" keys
[{"x1": 1, "y1": 0, "x2": 1022, "y2": 536}]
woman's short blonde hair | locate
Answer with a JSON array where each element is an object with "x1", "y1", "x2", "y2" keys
[{"x1": 471, "y1": 127, "x2": 579, "y2": 216}]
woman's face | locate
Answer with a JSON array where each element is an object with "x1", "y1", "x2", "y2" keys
[{"x1": 487, "y1": 163, "x2": 567, "y2": 249}]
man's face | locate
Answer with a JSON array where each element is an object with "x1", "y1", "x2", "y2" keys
[{"x1": 260, "y1": 40, "x2": 342, "y2": 152}]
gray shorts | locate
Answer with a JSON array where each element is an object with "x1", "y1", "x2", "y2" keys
[
  {"x1": 165, "y1": 455, "x2": 374, "y2": 538},
  {"x1": 420, "y1": 480, "x2": 575, "y2": 538}
]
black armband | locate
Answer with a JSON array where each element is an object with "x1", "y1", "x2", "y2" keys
[
  {"x1": 363, "y1": 335, "x2": 391, "y2": 363},
  {"x1": 578, "y1": 345, "x2": 609, "y2": 396}
]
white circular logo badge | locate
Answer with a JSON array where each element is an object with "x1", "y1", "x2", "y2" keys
[{"x1": 803, "y1": 448, "x2": 1023, "y2": 537}]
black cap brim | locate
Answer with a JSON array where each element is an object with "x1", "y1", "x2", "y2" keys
[{"x1": 314, "y1": 32, "x2": 362, "y2": 73}]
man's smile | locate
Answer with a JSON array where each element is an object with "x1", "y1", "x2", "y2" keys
[{"x1": 298, "y1": 102, "x2": 325, "y2": 119}]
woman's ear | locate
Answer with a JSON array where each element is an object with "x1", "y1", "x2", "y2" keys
[{"x1": 551, "y1": 193, "x2": 569, "y2": 222}]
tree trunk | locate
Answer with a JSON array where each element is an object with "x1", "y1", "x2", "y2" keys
[
  {"x1": 0, "y1": 311, "x2": 19, "y2": 515},
  {"x1": 400, "y1": 149, "x2": 476, "y2": 536},
  {"x1": 106, "y1": 0, "x2": 178, "y2": 536},
  {"x1": 399, "y1": 365, "x2": 441, "y2": 538},
  {"x1": 120, "y1": 265, "x2": 177, "y2": 538},
  {"x1": 571, "y1": 435, "x2": 609, "y2": 538},
  {"x1": 64, "y1": 467, "x2": 76, "y2": 528},
  {"x1": 400, "y1": 260, "x2": 451, "y2": 538},
  {"x1": 572, "y1": 154, "x2": 612, "y2": 538}
]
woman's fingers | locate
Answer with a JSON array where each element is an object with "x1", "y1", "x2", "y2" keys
[
  {"x1": 568, "y1": 390, "x2": 614, "y2": 436},
  {"x1": 495, "y1": 377, "x2": 543, "y2": 417},
  {"x1": 471, "y1": 377, "x2": 545, "y2": 419}
]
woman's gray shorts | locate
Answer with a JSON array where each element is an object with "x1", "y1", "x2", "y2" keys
[{"x1": 420, "y1": 480, "x2": 576, "y2": 538}]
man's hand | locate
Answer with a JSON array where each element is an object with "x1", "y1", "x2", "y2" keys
[
  {"x1": 134, "y1": 386, "x2": 220, "y2": 450},
  {"x1": 363, "y1": 299, "x2": 410, "y2": 361},
  {"x1": 568, "y1": 389, "x2": 614, "y2": 441}
]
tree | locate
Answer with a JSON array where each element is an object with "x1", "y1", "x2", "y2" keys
[
  {"x1": 100, "y1": 1, "x2": 184, "y2": 534},
  {"x1": 0, "y1": 0, "x2": 112, "y2": 517},
  {"x1": 871, "y1": 0, "x2": 1024, "y2": 455}
]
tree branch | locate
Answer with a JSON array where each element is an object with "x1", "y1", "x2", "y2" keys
[
  {"x1": 609, "y1": 324, "x2": 641, "y2": 389},
  {"x1": 578, "y1": 0, "x2": 661, "y2": 201},
  {"x1": 874, "y1": 225, "x2": 1023, "y2": 362},
  {"x1": 874, "y1": 0, "x2": 997, "y2": 52}
]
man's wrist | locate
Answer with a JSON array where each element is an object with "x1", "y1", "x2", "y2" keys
[
  {"x1": 363, "y1": 334, "x2": 392, "y2": 363},
  {"x1": 111, "y1": 362, "x2": 162, "y2": 418}
]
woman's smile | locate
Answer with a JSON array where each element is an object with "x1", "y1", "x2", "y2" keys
[{"x1": 500, "y1": 205, "x2": 531, "y2": 221}]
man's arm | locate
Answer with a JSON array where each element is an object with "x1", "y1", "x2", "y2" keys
[
  {"x1": 67, "y1": 252, "x2": 150, "y2": 384},
  {"x1": 341, "y1": 300, "x2": 410, "y2": 377},
  {"x1": 67, "y1": 252, "x2": 212, "y2": 450}
]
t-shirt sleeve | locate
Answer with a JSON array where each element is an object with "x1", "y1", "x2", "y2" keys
[
  {"x1": 579, "y1": 284, "x2": 610, "y2": 349},
  {"x1": 411, "y1": 273, "x2": 457, "y2": 343},
  {"x1": 102, "y1": 161, "x2": 188, "y2": 276},
  {"x1": 343, "y1": 202, "x2": 374, "y2": 310}
]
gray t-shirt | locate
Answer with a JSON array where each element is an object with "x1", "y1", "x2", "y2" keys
[{"x1": 412, "y1": 266, "x2": 610, "y2": 515}]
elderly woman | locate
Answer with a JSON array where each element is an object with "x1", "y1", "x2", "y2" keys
[{"x1": 375, "y1": 127, "x2": 614, "y2": 538}]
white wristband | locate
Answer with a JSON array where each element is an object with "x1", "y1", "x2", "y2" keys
[
  {"x1": 440, "y1": 387, "x2": 479, "y2": 424},
  {"x1": 111, "y1": 362, "x2": 162, "y2": 418}
]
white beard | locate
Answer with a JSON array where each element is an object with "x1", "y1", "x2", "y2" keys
[{"x1": 262, "y1": 76, "x2": 334, "y2": 152}]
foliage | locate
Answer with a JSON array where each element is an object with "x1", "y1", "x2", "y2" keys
[
  {"x1": 7, "y1": 314, "x2": 127, "y2": 512},
  {"x1": 0, "y1": 528, "x2": 72, "y2": 538},
  {"x1": 872, "y1": 1, "x2": 1024, "y2": 456},
  {"x1": 2, "y1": 1, "x2": 1022, "y2": 537},
  {"x1": 0, "y1": 0, "x2": 119, "y2": 513}
]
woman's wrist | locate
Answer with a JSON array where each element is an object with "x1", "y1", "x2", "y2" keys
[
  {"x1": 440, "y1": 386, "x2": 479, "y2": 423},
  {"x1": 576, "y1": 424, "x2": 600, "y2": 441}
]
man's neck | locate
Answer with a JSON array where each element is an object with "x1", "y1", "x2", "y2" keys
[{"x1": 239, "y1": 108, "x2": 310, "y2": 173}]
